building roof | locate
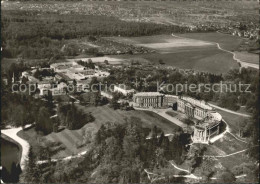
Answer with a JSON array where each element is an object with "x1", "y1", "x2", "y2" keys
[
  {"x1": 134, "y1": 92, "x2": 164, "y2": 97},
  {"x1": 196, "y1": 114, "x2": 221, "y2": 129},
  {"x1": 179, "y1": 96, "x2": 212, "y2": 110}
]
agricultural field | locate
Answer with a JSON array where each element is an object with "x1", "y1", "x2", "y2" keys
[
  {"x1": 175, "y1": 32, "x2": 245, "y2": 51},
  {"x1": 234, "y1": 51, "x2": 259, "y2": 64},
  {"x1": 107, "y1": 33, "x2": 242, "y2": 74}
]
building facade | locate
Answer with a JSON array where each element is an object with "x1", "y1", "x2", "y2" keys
[
  {"x1": 133, "y1": 93, "x2": 177, "y2": 108},
  {"x1": 133, "y1": 92, "x2": 164, "y2": 108},
  {"x1": 177, "y1": 95, "x2": 222, "y2": 144},
  {"x1": 177, "y1": 96, "x2": 213, "y2": 120},
  {"x1": 192, "y1": 115, "x2": 221, "y2": 144}
]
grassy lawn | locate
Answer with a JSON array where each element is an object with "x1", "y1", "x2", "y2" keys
[
  {"x1": 217, "y1": 109, "x2": 250, "y2": 135},
  {"x1": 76, "y1": 104, "x2": 180, "y2": 133},
  {"x1": 207, "y1": 133, "x2": 248, "y2": 155},
  {"x1": 18, "y1": 104, "x2": 180, "y2": 159}
]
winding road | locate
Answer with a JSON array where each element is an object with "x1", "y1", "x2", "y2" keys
[
  {"x1": 171, "y1": 33, "x2": 259, "y2": 70},
  {"x1": 1, "y1": 124, "x2": 32, "y2": 170},
  {"x1": 208, "y1": 103, "x2": 251, "y2": 118}
]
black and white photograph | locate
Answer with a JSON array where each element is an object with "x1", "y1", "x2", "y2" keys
[{"x1": 1, "y1": 0, "x2": 259, "y2": 183}]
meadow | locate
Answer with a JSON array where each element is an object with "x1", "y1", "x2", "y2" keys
[
  {"x1": 175, "y1": 32, "x2": 245, "y2": 51},
  {"x1": 18, "y1": 105, "x2": 180, "y2": 158},
  {"x1": 107, "y1": 33, "x2": 242, "y2": 74}
]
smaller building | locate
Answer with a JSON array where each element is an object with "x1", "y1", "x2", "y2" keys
[
  {"x1": 192, "y1": 113, "x2": 222, "y2": 144},
  {"x1": 50, "y1": 82, "x2": 67, "y2": 96},
  {"x1": 38, "y1": 81, "x2": 52, "y2": 96}
]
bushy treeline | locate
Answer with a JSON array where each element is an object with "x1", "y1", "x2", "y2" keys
[
  {"x1": 1, "y1": 85, "x2": 44, "y2": 128},
  {"x1": 105, "y1": 67, "x2": 257, "y2": 112},
  {"x1": 2, "y1": 10, "x2": 186, "y2": 59},
  {"x1": 58, "y1": 103, "x2": 95, "y2": 130},
  {"x1": 1, "y1": 74, "x2": 57, "y2": 134}
]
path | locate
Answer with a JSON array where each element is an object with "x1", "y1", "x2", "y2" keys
[
  {"x1": 203, "y1": 145, "x2": 259, "y2": 158},
  {"x1": 171, "y1": 33, "x2": 259, "y2": 70},
  {"x1": 1, "y1": 124, "x2": 33, "y2": 170},
  {"x1": 208, "y1": 103, "x2": 251, "y2": 118},
  {"x1": 37, "y1": 149, "x2": 89, "y2": 164},
  {"x1": 145, "y1": 161, "x2": 247, "y2": 182},
  {"x1": 69, "y1": 95, "x2": 80, "y2": 103}
]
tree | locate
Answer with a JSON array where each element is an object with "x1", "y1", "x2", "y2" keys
[
  {"x1": 217, "y1": 170, "x2": 236, "y2": 183},
  {"x1": 36, "y1": 106, "x2": 53, "y2": 134},
  {"x1": 158, "y1": 59, "x2": 165, "y2": 65},
  {"x1": 186, "y1": 145, "x2": 206, "y2": 172},
  {"x1": 110, "y1": 94, "x2": 120, "y2": 110},
  {"x1": 104, "y1": 60, "x2": 109, "y2": 65},
  {"x1": 10, "y1": 162, "x2": 22, "y2": 183},
  {"x1": 21, "y1": 147, "x2": 40, "y2": 183},
  {"x1": 1, "y1": 166, "x2": 10, "y2": 183}
]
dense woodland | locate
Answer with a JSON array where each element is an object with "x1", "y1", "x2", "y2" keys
[
  {"x1": 1, "y1": 10, "x2": 187, "y2": 59},
  {"x1": 20, "y1": 118, "x2": 190, "y2": 183},
  {"x1": 19, "y1": 117, "x2": 259, "y2": 183}
]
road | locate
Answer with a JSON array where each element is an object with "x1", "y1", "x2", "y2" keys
[
  {"x1": 1, "y1": 124, "x2": 33, "y2": 170},
  {"x1": 208, "y1": 103, "x2": 251, "y2": 118}
]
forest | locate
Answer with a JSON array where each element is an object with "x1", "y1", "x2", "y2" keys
[
  {"x1": 20, "y1": 118, "x2": 190, "y2": 183},
  {"x1": 1, "y1": 10, "x2": 187, "y2": 59}
]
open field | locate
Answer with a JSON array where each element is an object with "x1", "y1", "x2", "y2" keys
[
  {"x1": 18, "y1": 105, "x2": 180, "y2": 158},
  {"x1": 175, "y1": 32, "x2": 245, "y2": 51},
  {"x1": 234, "y1": 51, "x2": 259, "y2": 64},
  {"x1": 106, "y1": 33, "x2": 241, "y2": 74},
  {"x1": 106, "y1": 35, "x2": 213, "y2": 48},
  {"x1": 75, "y1": 104, "x2": 180, "y2": 133},
  {"x1": 143, "y1": 49, "x2": 238, "y2": 74},
  {"x1": 217, "y1": 109, "x2": 250, "y2": 135},
  {"x1": 213, "y1": 134, "x2": 247, "y2": 154}
]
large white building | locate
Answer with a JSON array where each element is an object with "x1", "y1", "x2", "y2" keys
[
  {"x1": 177, "y1": 96, "x2": 222, "y2": 144},
  {"x1": 133, "y1": 92, "x2": 177, "y2": 108},
  {"x1": 133, "y1": 92, "x2": 164, "y2": 108}
]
